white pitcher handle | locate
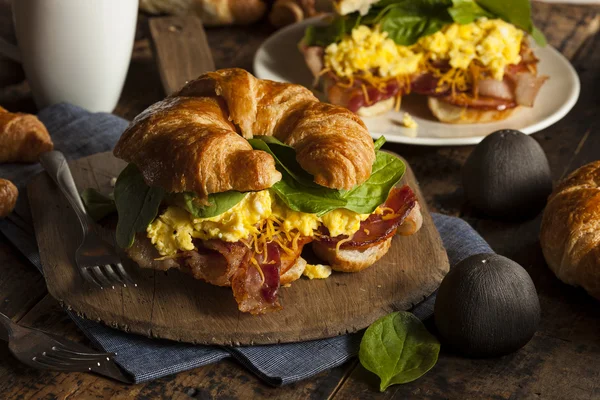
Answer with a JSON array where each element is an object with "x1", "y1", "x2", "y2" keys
[{"x1": 0, "y1": 36, "x2": 21, "y2": 63}]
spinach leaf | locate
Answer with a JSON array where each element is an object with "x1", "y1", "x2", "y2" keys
[
  {"x1": 114, "y1": 164, "x2": 165, "y2": 249},
  {"x1": 476, "y1": 0, "x2": 531, "y2": 31},
  {"x1": 359, "y1": 312, "x2": 440, "y2": 391},
  {"x1": 530, "y1": 26, "x2": 547, "y2": 47},
  {"x1": 448, "y1": 0, "x2": 492, "y2": 24},
  {"x1": 248, "y1": 137, "x2": 405, "y2": 216},
  {"x1": 343, "y1": 151, "x2": 406, "y2": 213},
  {"x1": 304, "y1": 0, "x2": 545, "y2": 49},
  {"x1": 374, "y1": 0, "x2": 452, "y2": 44},
  {"x1": 249, "y1": 137, "x2": 318, "y2": 187},
  {"x1": 379, "y1": 0, "x2": 452, "y2": 46},
  {"x1": 179, "y1": 191, "x2": 246, "y2": 219},
  {"x1": 303, "y1": 13, "x2": 362, "y2": 47},
  {"x1": 271, "y1": 177, "x2": 347, "y2": 216},
  {"x1": 250, "y1": 137, "x2": 347, "y2": 215},
  {"x1": 475, "y1": 0, "x2": 546, "y2": 46},
  {"x1": 374, "y1": 136, "x2": 386, "y2": 151},
  {"x1": 80, "y1": 188, "x2": 116, "y2": 222}
]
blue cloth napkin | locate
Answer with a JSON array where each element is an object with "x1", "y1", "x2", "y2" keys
[{"x1": 0, "y1": 103, "x2": 493, "y2": 385}]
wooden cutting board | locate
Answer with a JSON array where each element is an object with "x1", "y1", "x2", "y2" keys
[{"x1": 28, "y1": 152, "x2": 449, "y2": 345}]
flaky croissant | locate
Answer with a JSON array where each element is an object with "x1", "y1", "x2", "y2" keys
[
  {"x1": 0, "y1": 106, "x2": 53, "y2": 163},
  {"x1": 0, "y1": 178, "x2": 18, "y2": 218},
  {"x1": 540, "y1": 161, "x2": 600, "y2": 300},
  {"x1": 114, "y1": 68, "x2": 375, "y2": 197},
  {"x1": 140, "y1": 0, "x2": 267, "y2": 26},
  {"x1": 114, "y1": 96, "x2": 282, "y2": 198}
]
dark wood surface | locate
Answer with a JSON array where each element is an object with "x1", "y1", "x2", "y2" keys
[
  {"x1": 148, "y1": 16, "x2": 216, "y2": 95},
  {"x1": 28, "y1": 152, "x2": 448, "y2": 345},
  {"x1": 0, "y1": 2, "x2": 599, "y2": 399}
]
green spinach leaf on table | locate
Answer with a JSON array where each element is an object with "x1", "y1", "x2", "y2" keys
[{"x1": 359, "y1": 311, "x2": 440, "y2": 391}]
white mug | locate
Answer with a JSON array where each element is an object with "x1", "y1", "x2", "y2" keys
[{"x1": 0, "y1": 0, "x2": 138, "y2": 112}]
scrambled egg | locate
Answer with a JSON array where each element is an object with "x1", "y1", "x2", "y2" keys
[
  {"x1": 303, "y1": 264, "x2": 333, "y2": 279},
  {"x1": 401, "y1": 113, "x2": 418, "y2": 129},
  {"x1": 419, "y1": 18, "x2": 524, "y2": 80},
  {"x1": 324, "y1": 18, "x2": 524, "y2": 82},
  {"x1": 147, "y1": 206, "x2": 195, "y2": 256},
  {"x1": 191, "y1": 190, "x2": 271, "y2": 242},
  {"x1": 325, "y1": 25, "x2": 423, "y2": 78},
  {"x1": 147, "y1": 191, "x2": 371, "y2": 256}
]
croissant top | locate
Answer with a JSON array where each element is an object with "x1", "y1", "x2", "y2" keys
[{"x1": 113, "y1": 68, "x2": 375, "y2": 199}]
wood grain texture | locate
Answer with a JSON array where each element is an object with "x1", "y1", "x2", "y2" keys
[
  {"x1": 27, "y1": 152, "x2": 448, "y2": 346},
  {"x1": 149, "y1": 16, "x2": 215, "y2": 96}
]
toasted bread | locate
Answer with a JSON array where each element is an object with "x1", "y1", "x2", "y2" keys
[
  {"x1": 428, "y1": 97, "x2": 519, "y2": 124},
  {"x1": 280, "y1": 257, "x2": 307, "y2": 285},
  {"x1": 312, "y1": 238, "x2": 392, "y2": 272}
]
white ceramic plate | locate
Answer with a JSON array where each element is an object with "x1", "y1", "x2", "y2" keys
[{"x1": 254, "y1": 18, "x2": 580, "y2": 146}]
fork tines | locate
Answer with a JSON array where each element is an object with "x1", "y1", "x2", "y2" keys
[
  {"x1": 31, "y1": 345, "x2": 116, "y2": 371},
  {"x1": 81, "y1": 263, "x2": 136, "y2": 289}
]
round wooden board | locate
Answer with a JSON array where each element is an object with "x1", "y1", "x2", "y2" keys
[{"x1": 29, "y1": 152, "x2": 449, "y2": 345}]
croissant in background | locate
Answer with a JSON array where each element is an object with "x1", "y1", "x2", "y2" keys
[
  {"x1": 269, "y1": 0, "x2": 319, "y2": 27},
  {"x1": 0, "y1": 178, "x2": 18, "y2": 218},
  {"x1": 540, "y1": 161, "x2": 600, "y2": 300},
  {"x1": 0, "y1": 106, "x2": 53, "y2": 163},
  {"x1": 115, "y1": 68, "x2": 375, "y2": 199},
  {"x1": 139, "y1": 0, "x2": 267, "y2": 26}
]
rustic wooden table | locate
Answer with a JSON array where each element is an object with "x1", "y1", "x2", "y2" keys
[{"x1": 1, "y1": 2, "x2": 599, "y2": 399}]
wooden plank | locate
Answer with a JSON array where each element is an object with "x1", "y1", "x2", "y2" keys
[
  {"x1": 28, "y1": 152, "x2": 448, "y2": 346},
  {"x1": 149, "y1": 16, "x2": 215, "y2": 96},
  {"x1": 532, "y1": 3, "x2": 600, "y2": 59}
]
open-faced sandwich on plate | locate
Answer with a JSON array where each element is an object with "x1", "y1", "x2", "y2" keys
[
  {"x1": 111, "y1": 68, "x2": 422, "y2": 315},
  {"x1": 300, "y1": 0, "x2": 548, "y2": 123}
]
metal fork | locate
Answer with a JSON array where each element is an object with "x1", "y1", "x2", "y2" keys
[
  {"x1": 39, "y1": 151, "x2": 136, "y2": 289},
  {"x1": 0, "y1": 311, "x2": 130, "y2": 383}
]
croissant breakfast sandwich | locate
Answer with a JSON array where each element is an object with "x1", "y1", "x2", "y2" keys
[
  {"x1": 300, "y1": 0, "x2": 548, "y2": 123},
  {"x1": 112, "y1": 68, "x2": 422, "y2": 315}
]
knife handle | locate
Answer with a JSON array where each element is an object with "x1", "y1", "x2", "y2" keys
[{"x1": 39, "y1": 151, "x2": 91, "y2": 234}]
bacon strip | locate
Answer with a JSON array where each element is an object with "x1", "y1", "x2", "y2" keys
[
  {"x1": 316, "y1": 185, "x2": 417, "y2": 250},
  {"x1": 411, "y1": 72, "x2": 450, "y2": 96},
  {"x1": 506, "y1": 71, "x2": 548, "y2": 107},
  {"x1": 279, "y1": 236, "x2": 313, "y2": 276},
  {"x1": 231, "y1": 242, "x2": 283, "y2": 315},
  {"x1": 324, "y1": 74, "x2": 409, "y2": 113}
]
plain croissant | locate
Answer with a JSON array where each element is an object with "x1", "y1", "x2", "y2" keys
[
  {"x1": 0, "y1": 178, "x2": 18, "y2": 218},
  {"x1": 0, "y1": 106, "x2": 53, "y2": 163},
  {"x1": 114, "y1": 68, "x2": 375, "y2": 198},
  {"x1": 540, "y1": 161, "x2": 600, "y2": 300},
  {"x1": 139, "y1": 0, "x2": 267, "y2": 26}
]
